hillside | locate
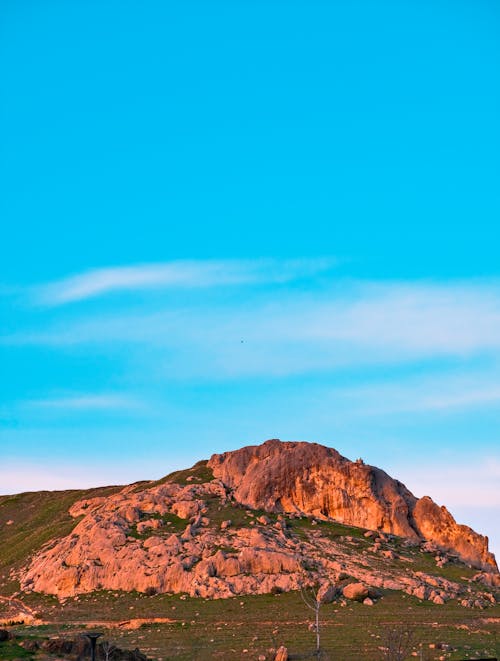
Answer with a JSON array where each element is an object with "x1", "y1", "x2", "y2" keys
[{"x1": 1, "y1": 439, "x2": 499, "y2": 660}]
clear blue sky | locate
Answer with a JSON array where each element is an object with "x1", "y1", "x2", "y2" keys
[{"x1": 1, "y1": 0, "x2": 499, "y2": 555}]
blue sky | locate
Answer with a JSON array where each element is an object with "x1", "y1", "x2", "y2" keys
[{"x1": 1, "y1": 1, "x2": 499, "y2": 555}]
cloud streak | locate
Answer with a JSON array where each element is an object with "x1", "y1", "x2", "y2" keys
[
  {"x1": 36, "y1": 258, "x2": 338, "y2": 305},
  {"x1": 27, "y1": 393, "x2": 143, "y2": 411},
  {"x1": 11, "y1": 279, "x2": 500, "y2": 378}
]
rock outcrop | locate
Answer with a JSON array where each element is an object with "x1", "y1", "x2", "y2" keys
[
  {"x1": 208, "y1": 439, "x2": 497, "y2": 571},
  {"x1": 17, "y1": 439, "x2": 498, "y2": 605}
]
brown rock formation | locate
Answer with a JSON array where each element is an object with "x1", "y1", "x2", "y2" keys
[
  {"x1": 17, "y1": 439, "x2": 498, "y2": 603},
  {"x1": 208, "y1": 439, "x2": 497, "y2": 571}
]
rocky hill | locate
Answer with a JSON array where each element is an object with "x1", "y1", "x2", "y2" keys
[{"x1": 5, "y1": 440, "x2": 499, "y2": 612}]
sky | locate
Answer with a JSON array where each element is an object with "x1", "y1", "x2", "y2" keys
[{"x1": 1, "y1": 0, "x2": 499, "y2": 557}]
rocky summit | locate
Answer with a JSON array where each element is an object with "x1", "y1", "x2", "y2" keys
[
  {"x1": 16, "y1": 440, "x2": 499, "y2": 609},
  {"x1": 208, "y1": 440, "x2": 497, "y2": 571}
]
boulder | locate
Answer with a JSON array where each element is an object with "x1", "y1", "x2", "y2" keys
[
  {"x1": 342, "y1": 582, "x2": 369, "y2": 601},
  {"x1": 317, "y1": 582, "x2": 337, "y2": 603},
  {"x1": 274, "y1": 646, "x2": 288, "y2": 661},
  {"x1": 473, "y1": 572, "x2": 500, "y2": 588},
  {"x1": 171, "y1": 501, "x2": 199, "y2": 520}
]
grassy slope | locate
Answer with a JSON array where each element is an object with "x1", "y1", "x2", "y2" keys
[{"x1": 0, "y1": 485, "x2": 123, "y2": 592}]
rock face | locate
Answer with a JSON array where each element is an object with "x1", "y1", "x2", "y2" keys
[
  {"x1": 208, "y1": 440, "x2": 497, "y2": 571},
  {"x1": 17, "y1": 439, "x2": 498, "y2": 603}
]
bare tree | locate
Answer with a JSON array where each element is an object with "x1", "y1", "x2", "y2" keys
[
  {"x1": 300, "y1": 584, "x2": 328, "y2": 657},
  {"x1": 379, "y1": 623, "x2": 414, "y2": 661},
  {"x1": 100, "y1": 640, "x2": 117, "y2": 661}
]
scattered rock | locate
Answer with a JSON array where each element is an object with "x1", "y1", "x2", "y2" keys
[
  {"x1": 274, "y1": 645, "x2": 288, "y2": 661},
  {"x1": 473, "y1": 572, "x2": 500, "y2": 588},
  {"x1": 317, "y1": 582, "x2": 337, "y2": 604},
  {"x1": 343, "y1": 583, "x2": 369, "y2": 601},
  {"x1": 412, "y1": 585, "x2": 428, "y2": 600},
  {"x1": 172, "y1": 500, "x2": 200, "y2": 520},
  {"x1": 432, "y1": 594, "x2": 445, "y2": 605},
  {"x1": 136, "y1": 519, "x2": 162, "y2": 534}
]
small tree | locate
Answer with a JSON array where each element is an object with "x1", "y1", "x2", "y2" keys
[
  {"x1": 379, "y1": 624, "x2": 414, "y2": 661},
  {"x1": 100, "y1": 640, "x2": 116, "y2": 661},
  {"x1": 300, "y1": 584, "x2": 328, "y2": 657}
]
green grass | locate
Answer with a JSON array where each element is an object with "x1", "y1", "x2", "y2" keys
[
  {"x1": 203, "y1": 497, "x2": 258, "y2": 528},
  {"x1": 133, "y1": 460, "x2": 214, "y2": 493},
  {"x1": 0, "y1": 640, "x2": 34, "y2": 658},
  {"x1": 7, "y1": 590, "x2": 500, "y2": 660},
  {"x1": 287, "y1": 515, "x2": 369, "y2": 541},
  {"x1": 129, "y1": 512, "x2": 187, "y2": 539},
  {"x1": 410, "y1": 551, "x2": 479, "y2": 581}
]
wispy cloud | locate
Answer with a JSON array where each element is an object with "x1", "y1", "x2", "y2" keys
[
  {"x1": 15, "y1": 279, "x2": 500, "y2": 373},
  {"x1": 28, "y1": 393, "x2": 143, "y2": 411},
  {"x1": 5, "y1": 278, "x2": 500, "y2": 380},
  {"x1": 35, "y1": 258, "x2": 338, "y2": 305}
]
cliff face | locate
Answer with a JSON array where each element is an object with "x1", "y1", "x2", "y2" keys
[{"x1": 207, "y1": 439, "x2": 497, "y2": 572}]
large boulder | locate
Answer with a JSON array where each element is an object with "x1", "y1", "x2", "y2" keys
[{"x1": 342, "y1": 582, "x2": 369, "y2": 601}]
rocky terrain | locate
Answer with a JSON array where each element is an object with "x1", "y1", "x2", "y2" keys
[
  {"x1": 13, "y1": 440, "x2": 498, "y2": 612},
  {"x1": 209, "y1": 440, "x2": 496, "y2": 571}
]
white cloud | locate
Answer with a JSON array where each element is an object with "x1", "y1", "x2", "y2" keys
[
  {"x1": 28, "y1": 394, "x2": 143, "y2": 411},
  {"x1": 35, "y1": 258, "x2": 337, "y2": 305},
  {"x1": 7, "y1": 278, "x2": 500, "y2": 378}
]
